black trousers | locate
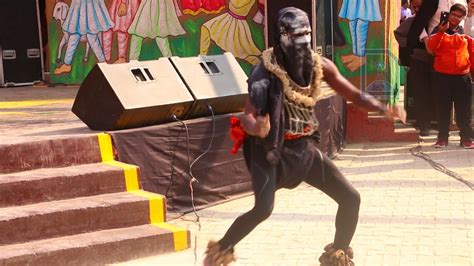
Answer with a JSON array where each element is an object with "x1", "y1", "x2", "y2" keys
[
  {"x1": 432, "y1": 72, "x2": 473, "y2": 141},
  {"x1": 407, "y1": 58, "x2": 437, "y2": 129},
  {"x1": 218, "y1": 137, "x2": 360, "y2": 250}
]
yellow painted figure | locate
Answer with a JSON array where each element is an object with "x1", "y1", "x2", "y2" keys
[{"x1": 200, "y1": 0, "x2": 262, "y2": 65}]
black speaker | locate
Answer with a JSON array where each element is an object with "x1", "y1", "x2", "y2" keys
[
  {"x1": 265, "y1": 0, "x2": 316, "y2": 49},
  {"x1": 72, "y1": 59, "x2": 195, "y2": 131},
  {"x1": 0, "y1": 0, "x2": 43, "y2": 86},
  {"x1": 169, "y1": 52, "x2": 249, "y2": 118}
]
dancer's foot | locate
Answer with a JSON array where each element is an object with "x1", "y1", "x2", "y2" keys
[
  {"x1": 319, "y1": 243, "x2": 355, "y2": 266},
  {"x1": 54, "y1": 64, "x2": 72, "y2": 75},
  {"x1": 340, "y1": 54, "x2": 358, "y2": 64},
  {"x1": 345, "y1": 56, "x2": 366, "y2": 72},
  {"x1": 114, "y1": 57, "x2": 127, "y2": 64},
  {"x1": 203, "y1": 240, "x2": 236, "y2": 266}
]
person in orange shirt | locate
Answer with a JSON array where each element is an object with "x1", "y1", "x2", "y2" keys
[{"x1": 428, "y1": 3, "x2": 474, "y2": 148}]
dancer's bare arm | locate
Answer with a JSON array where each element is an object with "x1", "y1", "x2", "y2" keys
[
  {"x1": 240, "y1": 100, "x2": 270, "y2": 138},
  {"x1": 321, "y1": 57, "x2": 406, "y2": 123}
]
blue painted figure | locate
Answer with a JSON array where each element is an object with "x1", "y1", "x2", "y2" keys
[{"x1": 339, "y1": 0, "x2": 382, "y2": 72}]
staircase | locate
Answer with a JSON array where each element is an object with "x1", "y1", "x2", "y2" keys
[
  {"x1": 0, "y1": 133, "x2": 189, "y2": 265},
  {"x1": 345, "y1": 102, "x2": 419, "y2": 142}
]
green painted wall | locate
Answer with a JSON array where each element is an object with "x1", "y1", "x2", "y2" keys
[{"x1": 46, "y1": 0, "x2": 264, "y2": 84}]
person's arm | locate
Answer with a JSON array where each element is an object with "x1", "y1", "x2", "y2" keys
[
  {"x1": 420, "y1": 31, "x2": 436, "y2": 55},
  {"x1": 321, "y1": 57, "x2": 406, "y2": 123},
  {"x1": 240, "y1": 100, "x2": 270, "y2": 138},
  {"x1": 427, "y1": 24, "x2": 448, "y2": 53},
  {"x1": 407, "y1": 0, "x2": 438, "y2": 50},
  {"x1": 240, "y1": 68, "x2": 271, "y2": 138},
  {"x1": 419, "y1": 29, "x2": 429, "y2": 41}
]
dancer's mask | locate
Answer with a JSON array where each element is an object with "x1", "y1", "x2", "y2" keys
[{"x1": 274, "y1": 7, "x2": 313, "y2": 85}]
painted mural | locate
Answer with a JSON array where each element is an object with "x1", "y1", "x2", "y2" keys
[
  {"x1": 334, "y1": 0, "x2": 400, "y2": 104},
  {"x1": 46, "y1": 0, "x2": 400, "y2": 102},
  {"x1": 46, "y1": 0, "x2": 265, "y2": 84}
]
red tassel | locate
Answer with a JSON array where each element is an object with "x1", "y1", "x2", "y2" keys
[{"x1": 229, "y1": 116, "x2": 248, "y2": 154}]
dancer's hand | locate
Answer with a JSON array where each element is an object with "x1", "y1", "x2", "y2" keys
[
  {"x1": 254, "y1": 114, "x2": 271, "y2": 138},
  {"x1": 385, "y1": 104, "x2": 407, "y2": 124},
  {"x1": 118, "y1": 3, "x2": 127, "y2": 16}
]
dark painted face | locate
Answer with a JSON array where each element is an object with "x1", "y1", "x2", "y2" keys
[
  {"x1": 274, "y1": 7, "x2": 314, "y2": 86},
  {"x1": 279, "y1": 26, "x2": 312, "y2": 56},
  {"x1": 277, "y1": 10, "x2": 312, "y2": 55}
]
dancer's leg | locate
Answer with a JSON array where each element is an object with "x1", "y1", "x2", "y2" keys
[
  {"x1": 102, "y1": 29, "x2": 114, "y2": 62},
  {"x1": 155, "y1": 37, "x2": 172, "y2": 57},
  {"x1": 86, "y1": 33, "x2": 105, "y2": 62},
  {"x1": 305, "y1": 148, "x2": 360, "y2": 249},
  {"x1": 129, "y1": 35, "x2": 143, "y2": 60},
  {"x1": 218, "y1": 138, "x2": 277, "y2": 249}
]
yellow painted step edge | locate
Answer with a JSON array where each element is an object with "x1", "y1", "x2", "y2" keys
[
  {"x1": 97, "y1": 133, "x2": 189, "y2": 251},
  {"x1": 152, "y1": 222, "x2": 189, "y2": 251},
  {"x1": 0, "y1": 99, "x2": 74, "y2": 109}
]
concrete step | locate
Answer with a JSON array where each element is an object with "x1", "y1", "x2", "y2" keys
[
  {"x1": 0, "y1": 163, "x2": 127, "y2": 208},
  {"x1": 393, "y1": 121, "x2": 418, "y2": 133},
  {"x1": 347, "y1": 103, "x2": 419, "y2": 142},
  {"x1": 0, "y1": 192, "x2": 154, "y2": 246},
  {"x1": 0, "y1": 135, "x2": 102, "y2": 174},
  {"x1": 0, "y1": 223, "x2": 189, "y2": 265}
]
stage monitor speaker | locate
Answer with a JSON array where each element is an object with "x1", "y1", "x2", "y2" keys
[
  {"x1": 265, "y1": 0, "x2": 316, "y2": 49},
  {"x1": 169, "y1": 52, "x2": 248, "y2": 118},
  {"x1": 72, "y1": 59, "x2": 195, "y2": 131}
]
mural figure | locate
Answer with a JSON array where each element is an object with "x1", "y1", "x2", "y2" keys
[
  {"x1": 200, "y1": 0, "x2": 262, "y2": 65},
  {"x1": 102, "y1": 0, "x2": 141, "y2": 64},
  {"x1": 127, "y1": 0, "x2": 185, "y2": 59},
  {"x1": 338, "y1": 0, "x2": 382, "y2": 72},
  {"x1": 54, "y1": 0, "x2": 114, "y2": 75},
  {"x1": 181, "y1": 0, "x2": 225, "y2": 15},
  {"x1": 52, "y1": 0, "x2": 91, "y2": 64},
  {"x1": 253, "y1": 0, "x2": 265, "y2": 25}
]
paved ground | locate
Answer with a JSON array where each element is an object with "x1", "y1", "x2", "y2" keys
[
  {"x1": 1, "y1": 86, "x2": 472, "y2": 265},
  {"x1": 115, "y1": 138, "x2": 473, "y2": 266}
]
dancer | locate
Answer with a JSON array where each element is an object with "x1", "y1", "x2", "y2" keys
[
  {"x1": 199, "y1": 0, "x2": 262, "y2": 65},
  {"x1": 102, "y1": 0, "x2": 141, "y2": 64},
  {"x1": 54, "y1": 0, "x2": 113, "y2": 75},
  {"x1": 204, "y1": 7, "x2": 406, "y2": 266},
  {"x1": 338, "y1": 0, "x2": 382, "y2": 72},
  {"x1": 127, "y1": 0, "x2": 185, "y2": 59}
]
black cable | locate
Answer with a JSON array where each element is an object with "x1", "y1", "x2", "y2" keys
[
  {"x1": 189, "y1": 104, "x2": 216, "y2": 183},
  {"x1": 173, "y1": 115, "x2": 192, "y2": 179},
  {"x1": 171, "y1": 115, "x2": 196, "y2": 216},
  {"x1": 171, "y1": 106, "x2": 217, "y2": 265},
  {"x1": 409, "y1": 142, "x2": 474, "y2": 190},
  {"x1": 182, "y1": 104, "x2": 217, "y2": 223}
]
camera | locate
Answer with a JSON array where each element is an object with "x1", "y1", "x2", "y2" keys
[{"x1": 440, "y1": 11, "x2": 449, "y2": 25}]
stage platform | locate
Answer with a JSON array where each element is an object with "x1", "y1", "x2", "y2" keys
[
  {"x1": 0, "y1": 84, "x2": 346, "y2": 212},
  {"x1": 0, "y1": 85, "x2": 92, "y2": 145}
]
